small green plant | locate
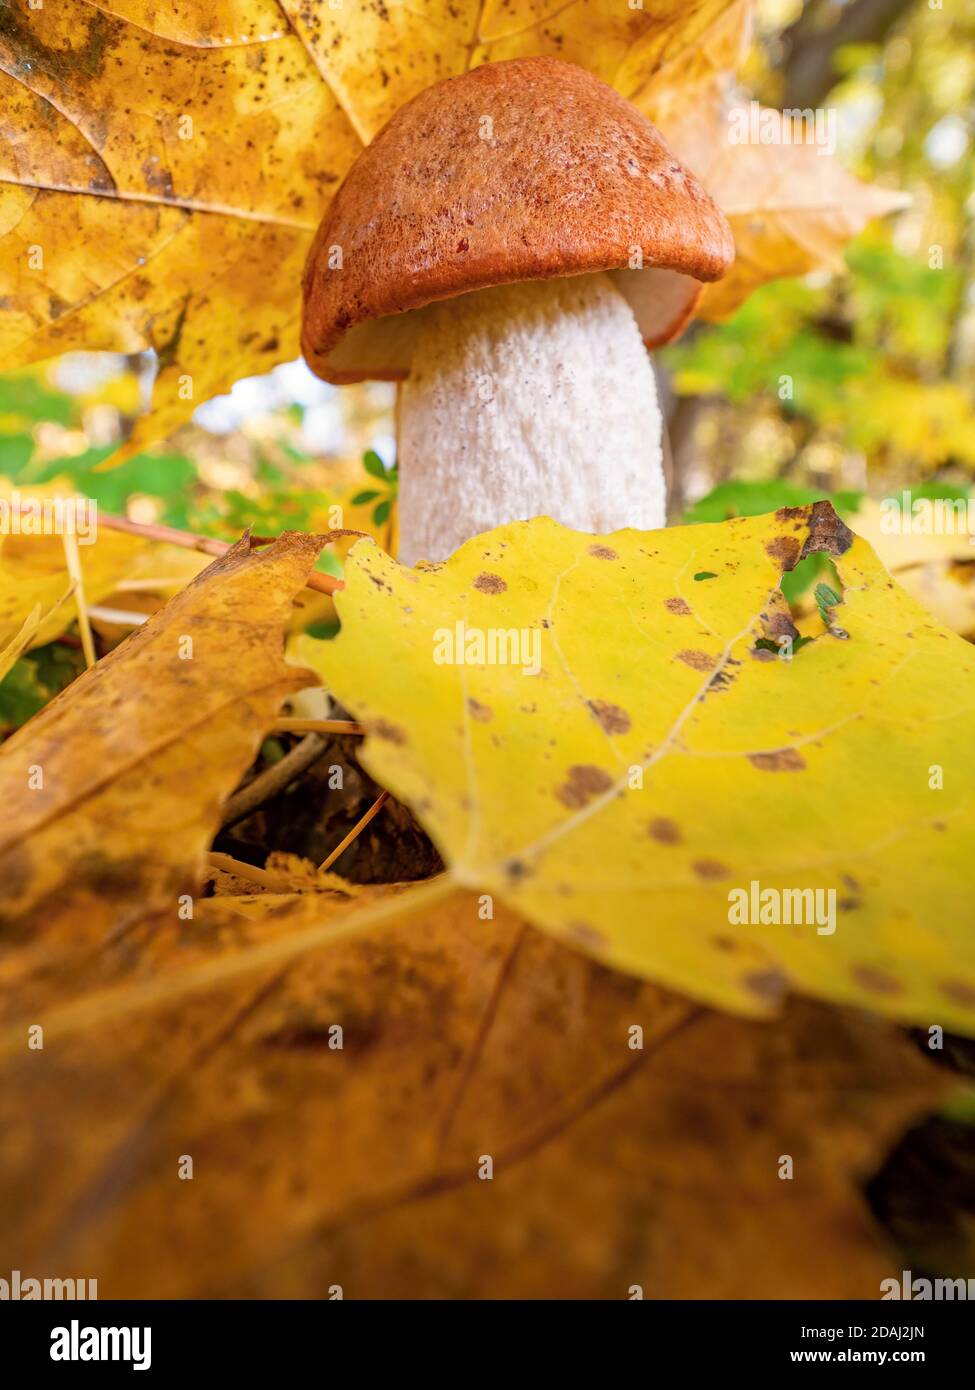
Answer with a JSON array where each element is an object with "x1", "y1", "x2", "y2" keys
[
  {"x1": 352, "y1": 449, "x2": 398, "y2": 527},
  {"x1": 815, "y1": 582, "x2": 843, "y2": 626}
]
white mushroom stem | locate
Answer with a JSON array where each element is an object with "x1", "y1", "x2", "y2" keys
[{"x1": 396, "y1": 272, "x2": 666, "y2": 566}]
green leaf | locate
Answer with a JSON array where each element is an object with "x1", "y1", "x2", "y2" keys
[
  {"x1": 815, "y1": 583, "x2": 843, "y2": 609},
  {"x1": 314, "y1": 550, "x2": 344, "y2": 579},
  {"x1": 363, "y1": 450, "x2": 388, "y2": 480},
  {"x1": 0, "y1": 642, "x2": 84, "y2": 732},
  {"x1": 0, "y1": 660, "x2": 48, "y2": 730},
  {"x1": 352, "y1": 489, "x2": 381, "y2": 505},
  {"x1": 682, "y1": 480, "x2": 862, "y2": 526},
  {"x1": 0, "y1": 433, "x2": 35, "y2": 478},
  {"x1": 0, "y1": 373, "x2": 74, "y2": 426},
  {"x1": 373, "y1": 499, "x2": 391, "y2": 526}
]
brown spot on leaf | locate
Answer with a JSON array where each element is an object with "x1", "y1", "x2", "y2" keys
[
  {"x1": 760, "y1": 600, "x2": 800, "y2": 644},
  {"x1": 556, "y1": 764, "x2": 614, "y2": 809},
  {"x1": 588, "y1": 700, "x2": 631, "y2": 735},
  {"x1": 473, "y1": 572, "x2": 506, "y2": 594},
  {"x1": 371, "y1": 719, "x2": 407, "y2": 745},
  {"x1": 665, "y1": 596, "x2": 691, "y2": 615},
  {"x1": 467, "y1": 698, "x2": 493, "y2": 723},
  {"x1": 693, "y1": 858, "x2": 730, "y2": 881},
  {"x1": 706, "y1": 668, "x2": 735, "y2": 694},
  {"x1": 939, "y1": 979, "x2": 975, "y2": 1008},
  {"x1": 565, "y1": 920, "x2": 607, "y2": 952},
  {"x1": 744, "y1": 969, "x2": 789, "y2": 1003},
  {"x1": 648, "y1": 817, "x2": 682, "y2": 845},
  {"x1": 588, "y1": 545, "x2": 618, "y2": 560},
  {"x1": 851, "y1": 965, "x2": 903, "y2": 996},
  {"x1": 76, "y1": 850, "x2": 145, "y2": 898},
  {"x1": 677, "y1": 649, "x2": 716, "y2": 672},
  {"x1": 0, "y1": 843, "x2": 33, "y2": 902},
  {"x1": 765, "y1": 535, "x2": 801, "y2": 570},
  {"x1": 748, "y1": 748, "x2": 806, "y2": 772},
  {"x1": 799, "y1": 500, "x2": 854, "y2": 560}
]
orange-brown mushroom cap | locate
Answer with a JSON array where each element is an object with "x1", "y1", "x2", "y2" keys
[{"x1": 302, "y1": 56, "x2": 734, "y2": 384}]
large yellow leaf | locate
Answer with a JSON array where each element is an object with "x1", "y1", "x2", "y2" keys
[
  {"x1": 315, "y1": 504, "x2": 975, "y2": 1034},
  {"x1": 0, "y1": 0, "x2": 736, "y2": 454},
  {"x1": 0, "y1": 884, "x2": 949, "y2": 1297}
]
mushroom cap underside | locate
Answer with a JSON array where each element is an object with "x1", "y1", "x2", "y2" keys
[{"x1": 302, "y1": 56, "x2": 734, "y2": 384}]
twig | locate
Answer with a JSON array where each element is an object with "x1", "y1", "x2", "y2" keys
[
  {"x1": 272, "y1": 719, "x2": 366, "y2": 737},
  {"x1": 221, "y1": 733, "x2": 328, "y2": 828},
  {"x1": 205, "y1": 852, "x2": 297, "y2": 891},
  {"x1": 318, "y1": 790, "x2": 390, "y2": 872},
  {"x1": 96, "y1": 512, "x2": 352, "y2": 596},
  {"x1": 61, "y1": 533, "x2": 96, "y2": 669}
]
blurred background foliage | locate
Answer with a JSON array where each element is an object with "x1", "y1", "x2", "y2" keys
[
  {"x1": 1, "y1": 0, "x2": 974, "y2": 735},
  {"x1": 662, "y1": 0, "x2": 975, "y2": 510}
]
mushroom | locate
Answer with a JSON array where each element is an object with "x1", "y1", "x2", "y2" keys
[{"x1": 302, "y1": 57, "x2": 733, "y2": 566}]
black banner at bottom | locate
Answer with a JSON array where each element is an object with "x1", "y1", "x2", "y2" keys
[{"x1": 1, "y1": 1298, "x2": 970, "y2": 1374}]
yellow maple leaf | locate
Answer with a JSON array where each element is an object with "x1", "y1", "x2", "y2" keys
[
  {"x1": 0, "y1": 0, "x2": 736, "y2": 455},
  {"x1": 308, "y1": 504, "x2": 975, "y2": 1034}
]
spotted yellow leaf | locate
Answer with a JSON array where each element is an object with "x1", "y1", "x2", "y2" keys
[{"x1": 317, "y1": 504, "x2": 975, "y2": 1034}]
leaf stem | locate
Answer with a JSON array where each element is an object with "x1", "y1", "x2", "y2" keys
[{"x1": 96, "y1": 511, "x2": 348, "y2": 596}]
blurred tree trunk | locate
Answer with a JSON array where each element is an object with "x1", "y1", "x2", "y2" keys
[
  {"x1": 780, "y1": 0, "x2": 919, "y2": 109},
  {"x1": 661, "y1": 0, "x2": 922, "y2": 509}
]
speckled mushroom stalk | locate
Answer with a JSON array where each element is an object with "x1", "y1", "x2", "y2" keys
[
  {"x1": 395, "y1": 274, "x2": 664, "y2": 564},
  {"x1": 302, "y1": 58, "x2": 733, "y2": 566}
]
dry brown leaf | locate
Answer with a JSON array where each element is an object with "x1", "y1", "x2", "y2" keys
[
  {"x1": 0, "y1": 530, "x2": 324, "y2": 971},
  {"x1": 650, "y1": 80, "x2": 909, "y2": 320},
  {"x1": 0, "y1": 885, "x2": 950, "y2": 1298}
]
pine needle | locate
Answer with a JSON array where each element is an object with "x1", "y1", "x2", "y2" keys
[{"x1": 319, "y1": 790, "x2": 390, "y2": 871}]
